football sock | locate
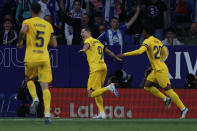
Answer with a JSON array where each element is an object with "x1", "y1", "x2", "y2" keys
[
  {"x1": 165, "y1": 89, "x2": 185, "y2": 110},
  {"x1": 27, "y1": 80, "x2": 37, "y2": 100},
  {"x1": 91, "y1": 87, "x2": 108, "y2": 98},
  {"x1": 144, "y1": 86, "x2": 166, "y2": 100},
  {"x1": 95, "y1": 96, "x2": 104, "y2": 112},
  {"x1": 43, "y1": 89, "x2": 51, "y2": 115}
]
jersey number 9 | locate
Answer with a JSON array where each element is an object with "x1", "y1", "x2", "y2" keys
[
  {"x1": 35, "y1": 31, "x2": 44, "y2": 47},
  {"x1": 98, "y1": 46, "x2": 104, "y2": 60}
]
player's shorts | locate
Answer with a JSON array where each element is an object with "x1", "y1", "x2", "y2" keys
[
  {"x1": 25, "y1": 61, "x2": 52, "y2": 83},
  {"x1": 147, "y1": 69, "x2": 171, "y2": 88},
  {"x1": 87, "y1": 70, "x2": 107, "y2": 91}
]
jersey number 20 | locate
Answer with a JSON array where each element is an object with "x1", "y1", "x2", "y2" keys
[
  {"x1": 35, "y1": 31, "x2": 44, "y2": 47},
  {"x1": 153, "y1": 45, "x2": 162, "y2": 59}
]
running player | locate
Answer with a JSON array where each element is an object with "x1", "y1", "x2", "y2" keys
[
  {"x1": 17, "y1": 2, "x2": 57, "y2": 124},
  {"x1": 118, "y1": 25, "x2": 189, "y2": 119},
  {"x1": 79, "y1": 26, "x2": 122, "y2": 119}
]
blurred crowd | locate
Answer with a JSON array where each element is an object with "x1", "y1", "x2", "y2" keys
[{"x1": 0, "y1": 0, "x2": 197, "y2": 48}]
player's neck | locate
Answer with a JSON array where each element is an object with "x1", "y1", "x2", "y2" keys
[
  {"x1": 32, "y1": 13, "x2": 41, "y2": 18},
  {"x1": 84, "y1": 36, "x2": 91, "y2": 40},
  {"x1": 145, "y1": 35, "x2": 151, "y2": 39}
]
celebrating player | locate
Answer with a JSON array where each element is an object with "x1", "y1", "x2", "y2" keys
[
  {"x1": 118, "y1": 25, "x2": 189, "y2": 119},
  {"x1": 79, "y1": 26, "x2": 122, "y2": 119},
  {"x1": 17, "y1": 2, "x2": 57, "y2": 124}
]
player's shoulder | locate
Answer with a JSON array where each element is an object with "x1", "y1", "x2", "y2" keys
[
  {"x1": 22, "y1": 18, "x2": 33, "y2": 24},
  {"x1": 152, "y1": 36, "x2": 164, "y2": 46},
  {"x1": 142, "y1": 37, "x2": 151, "y2": 47},
  {"x1": 40, "y1": 18, "x2": 52, "y2": 27}
]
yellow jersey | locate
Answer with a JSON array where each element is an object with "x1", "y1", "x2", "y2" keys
[
  {"x1": 22, "y1": 17, "x2": 54, "y2": 62},
  {"x1": 84, "y1": 37, "x2": 107, "y2": 73},
  {"x1": 142, "y1": 36, "x2": 168, "y2": 71}
]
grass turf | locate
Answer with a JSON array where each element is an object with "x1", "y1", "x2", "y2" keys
[{"x1": 0, "y1": 118, "x2": 197, "y2": 131}]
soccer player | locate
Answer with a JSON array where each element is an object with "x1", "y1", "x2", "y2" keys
[
  {"x1": 17, "y1": 2, "x2": 57, "y2": 124},
  {"x1": 118, "y1": 25, "x2": 189, "y2": 119},
  {"x1": 79, "y1": 26, "x2": 122, "y2": 119}
]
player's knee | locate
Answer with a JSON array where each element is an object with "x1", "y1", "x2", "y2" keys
[
  {"x1": 27, "y1": 80, "x2": 34, "y2": 87},
  {"x1": 163, "y1": 84, "x2": 172, "y2": 91},
  {"x1": 88, "y1": 90, "x2": 93, "y2": 98},
  {"x1": 40, "y1": 82, "x2": 48, "y2": 90}
]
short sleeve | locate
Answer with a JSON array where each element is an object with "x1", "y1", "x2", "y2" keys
[
  {"x1": 49, "y1": 23, "x2": 54, "y2": 34},
  {"x1": 84, "y1": 38, "x2": 91, "y2": 46},
  {"x1": 22, "y1": 19, "x2": 29, "y2": 26},
  {"x1": 142, "y1": 39, "x2": 150, "y2": 49}
]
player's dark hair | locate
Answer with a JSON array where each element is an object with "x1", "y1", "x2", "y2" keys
[
  {"x1": 143, "y1": 24, "x2": 155, "y2": 35},
  {"x1": 31, "y1": 2, "x2": 41, "y2": 14},
  {"x1": 81, "y1": 26, "x2": 92, "y2": 33}
]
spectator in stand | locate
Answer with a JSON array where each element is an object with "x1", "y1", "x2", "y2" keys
[
  {"x1": 3, "y1": 13, "x2": 20, "y2": 32},
  {"x1": 102, "y1": 0, "x2": 122, "y2": 23},
  {"x1": 70, "y1": 0, "x2": 87, "y2": 18},
  {"x1": 98, "y1": 24, "x2": 107, "y2": 36},
  {"x1": 62, "y1": 12, "x2": 91, "y2": 45},
  {"x1": 38, "y1": 0, "x2": 60, "y2": 25},
  {"x1": 126, "y1": 0, "x2": 144, "y2": 45},
  {"x1": 144, "y1": 0, "x2": 167, "y2": 40},
  {"x1": 44, "y1": 15, "x2": 65, "y2": 44},
  {"x1": 162, "y1": 27, "x2": 183, "y2": 45},
  {"x1": 89, "y1": 0, "x2": 103, "y2": 14},
  {"x1": 184, "y1": 22, "x2": 197, "y2": 45},
  {"x1": 0, "y1": 19, "x2": 18, "y2": 45},
  {"x1": 64, "y1": 0, "x2": 87, "y2": 45},
  {"x1": 60, "y1": 0, "x2": 89, "y2": 12},
  {"x1": 15, "y1": 0, "x2": 33, "y2": 23},
  {"x1": 0, "y1": 0, "x2": 18, "y2": 24},
  {"x1": 98, "y1": 6, "x2": 140, "y2": 53},
  {"x1": 92, "y1": 12, "x2": 105, "y2": 38}
]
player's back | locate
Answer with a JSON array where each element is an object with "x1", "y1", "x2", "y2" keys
[
  {"x1": 143, "y1": 36, "x2": 168, "y2": 71},
  {"x1": 23, "y1": 17, "x2": 54, "y2": 62},
  {"x1": 84, "y1": 37, "x2": 107, "y2": 73}
]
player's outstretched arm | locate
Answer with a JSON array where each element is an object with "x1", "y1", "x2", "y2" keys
[
  {"x1": 17, "y1": 24, "x2": 28, "y2": 48},
  {"x1": 117, "y1": 46, "x2": 147, "y2": 58},
  {"x1": 49, "y1": 34, "x2": 57, "y2": 48},
  {"x1": 78, "y1": 43, "x2": 90, "y2": 53},
  {"x1": 104, "y1": 47, "x2": 122, "y2": 62}
]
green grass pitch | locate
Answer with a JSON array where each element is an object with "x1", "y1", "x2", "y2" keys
[{"x1": 0, "y1": 118, "x2": 197, "y2": 131}]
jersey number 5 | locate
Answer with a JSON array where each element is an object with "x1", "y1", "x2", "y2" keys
[
  {"x1": 98, "y1": 46, "x2": 104, "y2": 60},
  {"x1": 35, "y1": 31, "x2": 44, "y2": 47},
  {"x1": 153, "y1": 45, "x2": 162, "y2": 59}
]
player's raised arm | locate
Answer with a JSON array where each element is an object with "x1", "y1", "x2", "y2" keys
[
  {"x1": 17, "y1": 24, "x2": 28, "y2": 48},
  {"x1": 118, "y1": 46, "x2": 147, "y2": 58},
  {"x1": 126, "y1": 6, "x2": 140, "y2": 29},
  {"x1": 49, "y1": 34, "x2": 57, "y2": 48},
  {"x1": 78, "y1": 43, "x2": 90, "y2": 53},
  {"x1": 104, "y1": 47, "x2": 122, "y2": 62}
]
